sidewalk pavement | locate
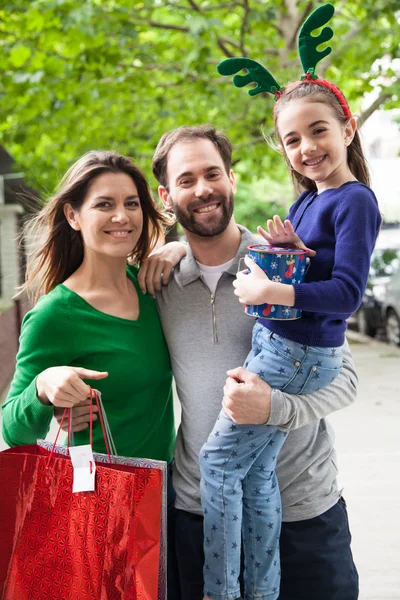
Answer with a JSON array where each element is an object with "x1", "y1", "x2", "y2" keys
[
  {"x1": 330, "y1": 332, "x2": 400, "y2": 600},
  {"x1": 1, "y1": 334, "x2": 399, "y2": 598}
]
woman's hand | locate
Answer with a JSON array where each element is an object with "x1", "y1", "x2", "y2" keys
[
  {"x1": 138, "y1": 241, "x2": 187, "y2": 296},
  {"x1": 36, "y1": 366, "x2": 108, "y2": 407},
  {"x1": 54, "y1": 399, "x2": 96, "y2": 432},
  {"x1": 258, "y1": 216, "x2": 316, "y2": 257},
  {"x1": 233, "y1": 256, "x2": 271, "y2": 305}
]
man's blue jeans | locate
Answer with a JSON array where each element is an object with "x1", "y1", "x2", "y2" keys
[{"x1": 200, "y1": 323, "x2": 343, "y2": 600}]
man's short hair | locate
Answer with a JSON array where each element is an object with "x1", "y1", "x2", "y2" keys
[{"x1": 152, "y1": 125, "x2": 233, "y2": 188}]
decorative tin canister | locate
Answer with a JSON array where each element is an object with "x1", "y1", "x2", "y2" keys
[{"x1": 245, "y1": 244, "x2": 308, "y2": 320}]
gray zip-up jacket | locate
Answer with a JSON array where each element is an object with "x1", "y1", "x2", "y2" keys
[{"x1": 157, "y1": 225, "x2": 357, "y2": 521}]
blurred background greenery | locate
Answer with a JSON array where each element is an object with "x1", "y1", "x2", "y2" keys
[{"x1": 0, "y1": 0, "x2": 399, "y2": 231}]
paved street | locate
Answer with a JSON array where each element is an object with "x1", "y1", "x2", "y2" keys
[
  {"x1": 329, "y1": 333, "x2": 400, "y2": 600},
  {"x1": 0, "y1": 334, "x2": 399, "y2": 599}
]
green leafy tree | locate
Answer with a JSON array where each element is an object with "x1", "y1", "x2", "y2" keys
[{"x1": 0, "y1": 0, "x2": 399, "y2": 230}]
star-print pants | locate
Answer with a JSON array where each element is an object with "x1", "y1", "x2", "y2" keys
[{"x1": 200, "y1": 323, "x2": 343, "y2": 600}]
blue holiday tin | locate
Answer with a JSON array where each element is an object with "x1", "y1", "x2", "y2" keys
[{"x1": 245, "y1": 244, "x2": 308, "y2": 320}]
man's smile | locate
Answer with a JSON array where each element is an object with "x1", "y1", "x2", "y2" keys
[{"x1": 193, "y1": 203, "x2": 220, "y2": 214}]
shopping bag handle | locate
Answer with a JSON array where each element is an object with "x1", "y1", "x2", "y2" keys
[
  {"x1": 89, "y1": 388, "x2": 113, "y2": 463},
  {"x1": 47, "y1": 387, "x2": 114, "y2": 467}
]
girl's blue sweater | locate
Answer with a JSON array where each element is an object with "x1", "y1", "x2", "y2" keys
[{"x1": 259, "y1": 181, "x2": 382, "y2": 347}]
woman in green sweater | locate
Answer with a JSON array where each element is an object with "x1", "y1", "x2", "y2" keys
[
  {"x1": 2, "y1": 149, "x2": 176, "y2": 458},
  {"x1": 1, "y1": 150, "x2": 181, "y2": 598}
]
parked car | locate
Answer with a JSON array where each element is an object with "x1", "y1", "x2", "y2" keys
[
  {"x1": 382, "y1": 265, "x2": 400, "y2": 346},
  {"x1": 355, "y1": 285, "x2": 383, "y2": 337},
  {"x1": 352, "y1": 227, "x2": 400, "y2": 337}
]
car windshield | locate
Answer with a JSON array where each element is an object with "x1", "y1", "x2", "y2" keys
[{"x1": 370, "y1": 249, "x2": 400, "y2": 278}]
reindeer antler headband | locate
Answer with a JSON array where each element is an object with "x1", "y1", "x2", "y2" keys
[{"x1": 217, "y1": 4, "x2": 351, "y2": 119}]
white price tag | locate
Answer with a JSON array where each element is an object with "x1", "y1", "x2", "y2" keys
[{"x1": 69, "y1": 445, "x2": 96, "y2": 493}]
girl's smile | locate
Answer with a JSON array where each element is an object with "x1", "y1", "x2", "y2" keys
[{"x1": 302, "y1": 155, "x2": 326, "y2": 167}]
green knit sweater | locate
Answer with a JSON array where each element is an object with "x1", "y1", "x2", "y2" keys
[{"x1": 2, "y1": 266, "x2": 175, "y2": 463}]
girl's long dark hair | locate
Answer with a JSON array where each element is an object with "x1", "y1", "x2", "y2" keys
[{"x1": 22, "y1": 151, "x2": 174, "y2": 302}]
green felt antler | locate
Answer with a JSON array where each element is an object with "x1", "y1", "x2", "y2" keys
[
  {"x1": 298, "y1": 3, "x2": 335, "y2": 77},
  {"x1": 217, "y1": 58, "x2": 283, "y2": 97}
]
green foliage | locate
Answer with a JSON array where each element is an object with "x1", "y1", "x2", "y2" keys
[
  {"x1": 370, "y1": 249, "x2": 400, "y2": 278},
  {"x1": 234, "y1": 172, "x2": 294, "y2": 232},
  {"x1": 0, "y1": 0, "x2": 399, "y2": 204}
]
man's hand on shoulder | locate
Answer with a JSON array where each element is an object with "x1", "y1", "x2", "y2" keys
[{"x1": 222, "y1": 367, "x2": 272, "y2": 425}]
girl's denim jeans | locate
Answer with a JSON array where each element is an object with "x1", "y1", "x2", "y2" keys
[{"x1": 200, "y1": 323, "x2": 343, "y2": 600}]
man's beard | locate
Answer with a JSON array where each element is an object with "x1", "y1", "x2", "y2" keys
[{"x1": 169, "y1": 192, "x2": 234, "y2": 237}]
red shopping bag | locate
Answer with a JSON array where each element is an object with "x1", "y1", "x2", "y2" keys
[{"x1": 0, "y1": 392, "x2": 166, "y2": 600}]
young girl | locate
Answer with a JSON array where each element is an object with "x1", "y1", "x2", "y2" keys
[{"x1": 200, "y1": 6, "x2": 381, "y2": 600}]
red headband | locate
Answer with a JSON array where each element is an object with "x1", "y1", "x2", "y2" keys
[{"x1": 274, "y1": 72, "x2": 352, "y2": 119}]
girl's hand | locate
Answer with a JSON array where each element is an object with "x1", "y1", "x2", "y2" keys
[
  {"x1": 233, "y1": 256, "x2": 271, "y2": 305},
  {"x1": 138, "y1": 241, "x2": 187, "y2": 296},
  {"x1": 36, "y1": 366, "x2": 108, "y2": 408},
  {"x1": 258, "y1": 216, "x2": 316, "y2": 257}
]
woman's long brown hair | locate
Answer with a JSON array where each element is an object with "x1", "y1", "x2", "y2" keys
[{"x1": 21, "y1": 151, "x2": 174, "y2": 302}]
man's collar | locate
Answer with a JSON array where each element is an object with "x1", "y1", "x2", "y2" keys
[{"x1": 180, "y1": 224, "x2": 256, "y2": 286}]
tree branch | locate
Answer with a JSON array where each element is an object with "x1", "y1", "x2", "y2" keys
[
  {"x1": 288, "y1": 1, "x2": 313, "y2": 50},
  {"x1": 202, "y1": 2, "x2": 244, "y2": 9},
  {"x1": 146, "y1": 20, "x2": 189, "y2": 32},
  {"x1": 217, "y1": 38, "x2": 235, "y2": 58},
  {"x1": 220, "y1": 36, "x2": 241, "y2": 50},
  {"x1": 234, "y1": 136, "x2": 267, "y2": 149},
  {"x1": 358, "y1": 90, "x2": 393, "y2": 127},
  {"x1": 264, "y1": 49, "x2": 280, "y2": 57},
  {"x1": 184, "y1": 0, "x2": 246, "y2": 57},
  {"x1": 165, "y1": 1, "x2": 243, "y2": 9},
  {"x1": 186, "y1": 0, "x2": 201, "y2": 11},
  {"x1": 278, "y1": 0, "x2": 301, "y2": 48},
  {"x1": 133, "y1": 18, "x2": 240, "y2": 59},
  {"x1": 239, "y1": 0, "x2": 250, "y2": 56},
  {"x1": 164, "y1": 2, "x2": 193, "y2": 9}
]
